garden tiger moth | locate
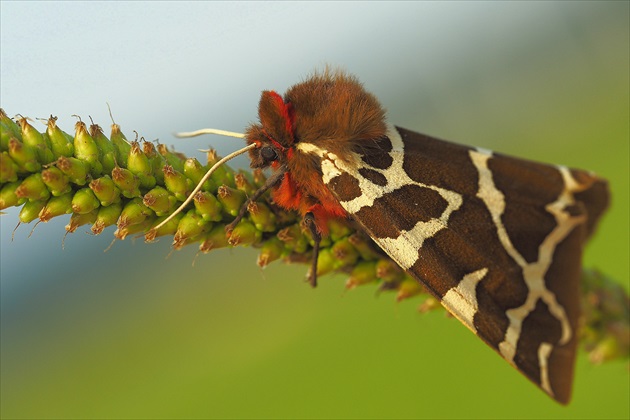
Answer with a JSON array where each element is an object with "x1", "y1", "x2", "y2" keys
[{"x1": 158, "y1": 69, "x2": 609, "y2": 404}]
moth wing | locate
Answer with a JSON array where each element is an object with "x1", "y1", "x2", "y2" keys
[{"x1": 320, "y1": 126, "x2": 609, "y2": 404}]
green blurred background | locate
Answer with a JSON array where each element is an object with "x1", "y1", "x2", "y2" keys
[{"x1": 1, "y1": 2, "x2": 628, "y2": 419}]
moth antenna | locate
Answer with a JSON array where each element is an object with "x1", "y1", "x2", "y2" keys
[
  {"x1": 150, "y1": 143, "x2": 257, "y2": 233},
  {"x1": 175, "y1": 128, "x2": 245, "y2": 139}
]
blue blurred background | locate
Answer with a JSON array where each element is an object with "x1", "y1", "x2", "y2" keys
[{"x1": 1, "y1": 2, "x2": 628, "y2": 418}]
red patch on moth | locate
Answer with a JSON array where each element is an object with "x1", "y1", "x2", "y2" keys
[
  {"x1": 272, "y1": 171, "x2": 347, "y2": 235},
  {"x1": 267, "y1": 91, "x2": 295, "y2": 145},
  {"x1": 272, "y1": 172, "x2": 302, "y2": 210}
]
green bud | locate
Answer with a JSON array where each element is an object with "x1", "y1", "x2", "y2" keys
[
  {"x1": 206, "y1": 149, "x2": 235, "y2": 188},
  {"x1": 143, "y1": 186, "x2": 177, "y2": 216},
  {"x1": 247, "y1": 201, "x2": 276, "y2": 232},
  {"x1": 19, "y1": 199, "x2": 46, "y2": 223},
  {"x1": 345, "y1": 260, "x2": 378, "y2": 289},
  {"x1": 252, "y1": 168, "x2": 267, "y2": 188},
  {"x1": 199, "y1": 225, "x2": 230, "y2": 252},
  {"x1": 257, "y1": 236, "x2": 285, "y2": 267},
  {"x1": 89, "y1": 123, "x2": 116, "y2": 174},
  {"x1": 0, "y1": 109, "x2": 22, "y2": 141},
  {"x1": 91, "y1": 202, "x2": 123, "y2": 235},
  {"x1": 163, "y1": 164, "x2": 193, "y2": 201},
  {"x1": 227, "y1": 220, "x2": 261, "y2": 246},
  {"x1": 277, "y1": 223, "x2": 309, "y2": 254},
  {"x1": 193, "y1": 191, "x2": 223, "y2": 222},
  {"x1": 143, "y1": 141, "x2": 166, "y2": 184},
  {"x1": 173, "y1": 210, "x2": 210, "y2": 249},
  {"x1": 71, "y1": 187, "x2": 100, "y2": 214},
  {"x1": 217, "y1": 185, "x2": 246, "y2": 217},
  {"x1": 184, "y1": 157, "x2": 214, "y2": 192},
  {"x1": 235, "y1": 171, "x2": 256, "y2": 196},
  {"x1": 16, "y1": 173, "x2": 50, "y2": 202},
  {"x1": 117, "y1": 197, "x2": 153, "y2": 230},
  {"x1": 330, "y1": 236, "x2": 359, "y2": 268},
  {"x1": 65, "y1": 210, "x2": 98, "y2": 233},
  {"x1": 0, "y1": 181, "x2": 24, "y2": 210},
  {"x1": 158, "y1": 143, "x2": 185, "y2": 173},
  {"x1": 9, "y1": 138, "x2": 40, "y2": 173},
  {"x1": 112, "y1": 166, "x2": 141, "y2": 198},
  {"x1": 397, "y1": 276, "x2": 424, "y2": 302},
  {"x1": 327, "y1": 218, "x2": 353, "y2": 242},
  {"x1": 313, "y1": 247, "x2": 335, "y2": 278},
  {"x1": 128, "y1": 141, "x2": 156, "y2": 188},
  {"x1": 41, "y1": 166, "x2": 71, "y2": 196},
  {"x1": 110, "y1": 123, "x2": 131, "y2": 168},
  {"x1": 39, "y1": 192, "x2": 73, "y2": 222},
  {"x1": 347, "y1": 233, "x2": 381, "y2": 261},
  {"x1": 17, "y1": 117, "x2": 54, "y2": 164},
  {"x1": 89, "y1": 176, "x2": 121, "y2": 206},
  {"x1": 115, "y1": 216, "x2": 155, "y2": 240},
  {"x1": 417, "y1": 296, "x2": 441, "y2": 313},
  {"x1": 145, "y1": 213, "x2": 183, "y2": 242},
  {"x1": 0, "y1": 151, "x2": 18, "y2": 183},
  {"x1": 46, "y1": 116, "x2": 74, "y2": 158},
  {"x1": 56, "y1": 156, "x2": 89, "y2": 186},
  {"x1": 0, "y1": 122, "x2": 12, "y2": 152},
  {"x1": 375, "y1": 258, "x2": 404, "y2": 283},
  {"x1": 73, "y1": 120, "x2": 102, "y2": 176}
]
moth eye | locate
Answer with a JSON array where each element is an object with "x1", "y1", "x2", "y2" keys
[{"x1": 260, "y1": 145, "x2": 278, "y2": 162}]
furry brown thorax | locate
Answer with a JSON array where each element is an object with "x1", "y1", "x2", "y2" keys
[{"x1": 244, "y1": 70, "x2": 388, "y2": 216}]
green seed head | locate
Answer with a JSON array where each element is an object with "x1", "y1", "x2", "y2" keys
[
  {"x1": 0, "y1": 109, "x2": 22, "y2": 141},
  {"x1": 41, "y1": 166, "x2": 71, "y2": 196},
  {"x1": 19, "y1": 199, "x2": 47, "y2": 223},
  {"x1": 330, "y1": 236, "x2": 360, "y2": 269},
  {"x1": 0, "y1": 151, "x2": 18, "y2": 183},
  {"x1": 277, "y1": 223, "x2": 310, "y2": 254},
  {"x1": 73, "y1": 120, "x2": 103, "y2": 176},
  {"x1": 217, "y1": 185, "x2": 246, "y2": 217},
  {"x1": 39, "y1": 192, "x2": 73, "y2": 222},
  {"x1": 8, "y1": 138, "x2": 40, "y2": 173},
  {"x1": 199, "y1": 225, "x2": 231, "y2": 252},
  {"x1": 0, "y1": 181, "x2": 24, "y2": 210},
  {"x1": 111, "y1": 166, "x2": 141, "y2": 198},
  {"x1": 227, "y1": 220, "x2": 261, "y2": 247},
  {"x1": 46, "y1": 116, "x2": 74, "y2": 158},
  {"x1": 91, "y1": 202, "x2": 123, "y2": 235},
  {"x1": 89, "y1": 176, "x2": 121, "y2": 206},
  {"x1": 17, "y1": 117, "x2": 55, "y2": 164},
  {"x1": 345, "y1": 260, "x2": 378, "y2": 289},
  {"x1": 173, "y1": 210, "x2": 210, "y2": 249},
  {"x1": 89, "y1": 123, "x2": 117, "y2": 174},
  {"x1": 128, "y1": 141, "x2": 156, "y2": 188},
  {"x1": 110, "y1": 123, "x2": 131, "y2": 168},
  {"x1": 117, "y1": 197, "x2": 154, "y2": 230},
  {"x1": 257, "y1": 236, "x2": 285, "y2": 267},
  {"x1": 184, "y1": 157, "x2": 214, "y2": 192},
  {"x1": 65, "y1": 210, "x2": 99, "y2": 233},
  {"x1": 15, "y1": 173, "x2": 51, "y2": 202},
  {"x1": 163, "y1": 164, "x2": 193, "y2": 201},
  {"x1": 206, "y1": 149, "x2": 235, "y2": 188},
  {"x1": 247, "y1": 201, "x2": 276, "y2": 232},
  {"x1": 71, "y1": 187, "x2": 100, "y2": 214},
  {"x1": 158, "y1": 143, "x2": 186, "y2": 173},
  {"x1": 143, "y1": 185, "x2": 177, "y2": 216},
  {"x1": 193, "y1": 191, "x2": 223, "y2": 222},
  {"x1": 56, "y1": 156, "x2": 89, "y2": 186}
]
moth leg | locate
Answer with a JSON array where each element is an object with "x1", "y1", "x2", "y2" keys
[
  {"x1": 225, "y1": 165, "x2": 287, "y2": 233},
  {"x1": 303, "y1": 211, "x2": 321, "y2": 288}
]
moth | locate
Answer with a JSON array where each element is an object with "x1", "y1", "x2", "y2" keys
[{"x1": 158, "y1": 70, "x2": 609, "y2": 404}]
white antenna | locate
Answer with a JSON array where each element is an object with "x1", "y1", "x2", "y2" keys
[{"x1": 150, "y1": 129, "x2": 253, "y2": 233}]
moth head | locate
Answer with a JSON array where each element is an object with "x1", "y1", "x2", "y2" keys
[
  {"x1": 245, "y1": 90, "x2": 295, "y2": 170},
  {"x1": 245, "y1": 69, "x2": 388, "y2": 169}
]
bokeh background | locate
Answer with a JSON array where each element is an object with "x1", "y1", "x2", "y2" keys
[{"x1": 1, "y1": 2, "x2": 628, "y2": 419}]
